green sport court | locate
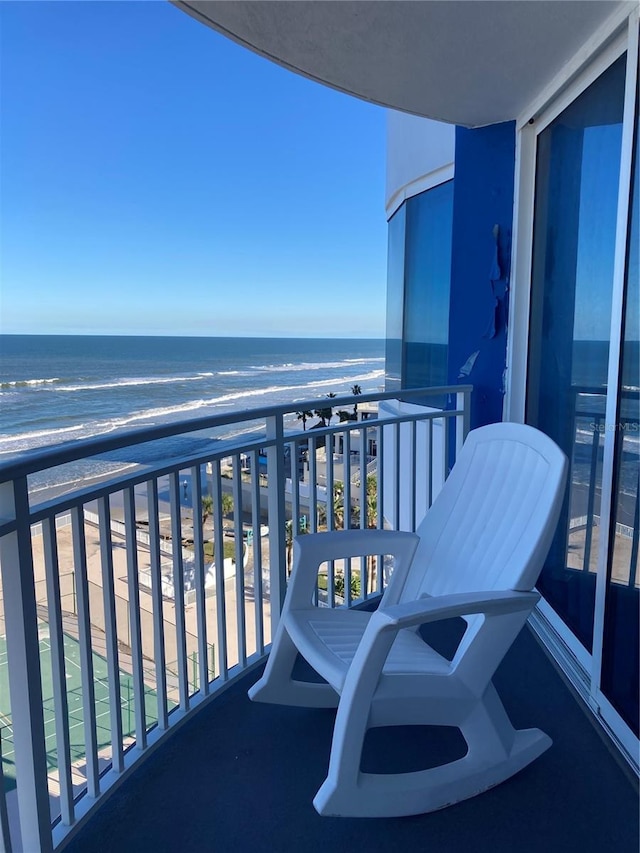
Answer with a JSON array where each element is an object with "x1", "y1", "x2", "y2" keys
[{"x1": 0, "y1": 624, "x2": 158, "y2": 793}]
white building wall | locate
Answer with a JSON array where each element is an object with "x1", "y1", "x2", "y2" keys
[
  {"x1": 379, "y1": 400, "x2": 447, "y2": 532},
  {"x1": 383, "y1": 113, "x2": 454, "y2": 530},
  {"x1": 385, "y1": 111, "x2": 455, "y2": 218}
]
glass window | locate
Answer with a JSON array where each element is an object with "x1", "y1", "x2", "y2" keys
[
  {"x1": 601, "y1": 86, "x2": 639, "y2": 735},
  {"x1": 384, "y1": 181, "x2": 454, "y2": 397},
  {"x1": 403, "y1": 181, "x2": 453, "y2": 392},
  {"x1": 385, "y1": 204, "x2": 406, "y2": 392},
  {"x1": 526, "y1": 55, "x2": 626, "y2": 651}
]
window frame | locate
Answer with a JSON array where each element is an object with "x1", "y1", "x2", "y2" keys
[{"x1": 505, "y1": 10, "x2": 639, "y2": 769}]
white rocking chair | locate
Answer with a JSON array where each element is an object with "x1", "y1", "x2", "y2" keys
[{"x1": 249, "y1": 422, "x2": 568, "y2": 817}]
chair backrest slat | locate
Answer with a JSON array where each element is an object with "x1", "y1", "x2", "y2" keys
[{"x1": 397, "y1": 422, "x2": 567, "y2": 603}]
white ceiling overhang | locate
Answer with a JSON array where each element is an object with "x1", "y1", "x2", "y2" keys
[{"x1": 173, "y1": 0, "x2": 634, "y2": 128}]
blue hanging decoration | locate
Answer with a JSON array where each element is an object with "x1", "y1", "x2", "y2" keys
[
  {"x1": 489, "y1": 223, "x2": 502, "y2": 283},
  {"x1": 483, "y1": 224, "x2": 501, "y2": 339},
  {"x1": 458, "y1": 350, "x2": 480, "y2": 379}
]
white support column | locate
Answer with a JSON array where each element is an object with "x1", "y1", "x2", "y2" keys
[
  {"x1": 456, "y1": 388, "x2": 471, "y2": 453},
  {"x1": 232, "y1": 455, "x2": 247, "y2": 667},
  {"x1": 191, "y1": 465, "x2": 210, "y2": 696},
  {"x1": 0, "y1": 745, "x2": 11, "y2": 853},
  {"x1": 266, "y1": 414, "x2": 287, "y2": 628},
  {"x1": 97, "y1": 495, "x2": 125, "y2": 770},
  {"x1": 250, "y1": 450, "x2": 265, "y2": 655},
  {"x1": 43, "y1": 516, "x2": 75, "y2": 822},
  {"x1": 146, "y1": 480, "x2": 169, "y2": 727},
  {"x1": 211, "y1": 461, "x2": 228, "y2": 680},
  {"x1": 0, "y1": 479, "x2": 53, "y2": 853},
  {"x1": 169, "y1": 473, "x2": 189, "y2": 708}
]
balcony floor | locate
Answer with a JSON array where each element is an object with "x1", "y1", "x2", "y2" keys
[{"x1": 64, "y1": 622, "x2": 639, "y2": 853}]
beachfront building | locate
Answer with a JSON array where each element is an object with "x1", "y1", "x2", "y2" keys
[
  {"x1": 381, "y1": 34, "x2": 640, "y2": 771},
  {"x1": 0, "y1": 2, "x2": 638, "y2": 850}
]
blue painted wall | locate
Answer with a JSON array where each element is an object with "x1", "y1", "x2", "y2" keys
[{"x1": 448, "y1": 122, "x2": 516, "y2": 429}]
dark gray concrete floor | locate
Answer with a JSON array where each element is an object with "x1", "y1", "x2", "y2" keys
[{"x1": 63, "y1": 624, "x2": 639, "y2": 853}]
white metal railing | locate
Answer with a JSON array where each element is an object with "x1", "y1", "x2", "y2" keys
[{"x1": 0, "y1": 385, "x2": 471, "y2": 852}]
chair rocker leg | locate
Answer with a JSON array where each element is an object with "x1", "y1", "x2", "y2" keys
[
  {"x1": 313, "y1": 682, "x2": 551, "y2": 818},
  {"x1": 248, "y1": 625, "x2": 339, "y2": 708}
]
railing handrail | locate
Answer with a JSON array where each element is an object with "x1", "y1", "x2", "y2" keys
[
  {"x1": 0, "y1": 401, "x2": 469, "y2": 538},
  {"x1": 0, "y1": 385, "x2": 471, "y2": 482}
]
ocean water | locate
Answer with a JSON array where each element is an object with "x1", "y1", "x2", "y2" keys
[{"x1": 0, "y1": 335, "x2": 385, "y2": 495}]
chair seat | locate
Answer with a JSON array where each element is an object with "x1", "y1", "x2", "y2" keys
[{"x1": 287, "y1": 608, "x2": 451, "y2": 692}]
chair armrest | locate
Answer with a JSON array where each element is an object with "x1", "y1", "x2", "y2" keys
[
  {"x1": 286, "y1": 529, "x2": 419, "y2": 611},
  {"x1": 372, "y1": 589, "x2": 540, "y2": 632},
  {"x1": 336, "y1": 590, "x2": 540, "y2": 704}
]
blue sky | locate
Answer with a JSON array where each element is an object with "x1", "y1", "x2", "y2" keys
[{"x1": 0, "y1": 1, "x2": 388, "y2": 338}]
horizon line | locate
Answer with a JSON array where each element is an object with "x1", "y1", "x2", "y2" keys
[{"x1": 0, "y1": 332, "x2": 386, "y2": 341}]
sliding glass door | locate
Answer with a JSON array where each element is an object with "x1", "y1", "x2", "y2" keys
[
  {"x1": 600, "y1": 98, "x2": 639, "y2": 737},
  {"x1": 526, "y1": 55, "x2": 626, "y2": 652},
  {"x1": 524, "y1": 35, "x2": 638, "y2": 753}
]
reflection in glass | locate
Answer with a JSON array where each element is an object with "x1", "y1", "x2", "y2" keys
[
  {"x1": 601, "y1": 88, "x2": 639, "y2": 736},
  {"x1": 384, "y1": 181, "x2": 454, "y2": 399},
  {"x1": 403, "y1": 181, "x2": 453, "y2": 394},
  {"x1": 526, "y1": 56, "x2": 626, "y2": 651},
  {"x1": 385, "y1": 204, "x2": 406, "y2": 391}
]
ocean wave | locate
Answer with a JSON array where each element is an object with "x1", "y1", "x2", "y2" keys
[
  {"x1": 54, "y1": 375, "x2": 209, "y2": 392},
  {"x1": 0, "y1": 357, "x2": 384, "y2": 394},
  {"x1": 204, "y1": 369, "x2": 385, "y2": 407},
  {"x1": 249, "y1": 358, "x2": 384, "y2": 373},
  {"x1": 0, "y1": 424, "x2": 87, "y2": 445},
  {"x1": 1, "y1": 377, "x2": 61, "y2": 389},
  {"x1": 0, "y1": 369, "x2": 385, "y2": 455},
  {"x1": 27, "y1": 461, "x2": 140, "y2": 498},
  {"x1": 1, "y1": 374, "x2": 217, "y2": 394},
  {"x1": 2, "y1": 359, "x2": 385, "y2": 392}
]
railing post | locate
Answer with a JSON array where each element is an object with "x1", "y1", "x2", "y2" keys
[
  {"x1": 0, "y1": 728, "x2": 11, "y2": 853},
  {"x1": 0, "y1": 479, "x2": 53, "y2": 853},
  {"x1": 266, "y1": 414, "x2": 287, "y2": 628},
  {"x1": 456, "y1": 388, "x2": 472, "y2": 458}
]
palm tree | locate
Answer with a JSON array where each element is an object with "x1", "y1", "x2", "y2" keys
[
  {"x1": 314, "y1": 401, "x2": 332, "y2": 427},
  {"x1": 349, "y1": 474, "x2": 379, "y2": 590},
  {"x1": 201, "y1": 494, "x2": 213, "y2": 527},
  {"x1": 325, "y1": 392, "x2": 337, "y2": 426},
  {"x1": 318, "y1": 480, "x2": 346, "y2": 530},
  {"x1": 221, "y1": 492, "x2": 234, "y2": 530},
  {"x1": 285, "y1": 519, "x2": 294, "y2": 574},
  {"x1": 285, "y1": 517, "x2": 307, "y2": 573},
  {"x1": 202, "y1": 492, "x2": 234, "y2": 532},
  {"x1": 296, "y1": 409, "x2": 313, "y2": 431},
  {"x1": 364, "y1": 474, "x2": 378, "y2": 592},
  {"x1": 364, "y1": 473, "x2": 377, "y2": 528},
  {"x1": 332, "y1": 480, "x2": 345, "y2": 529},
  {"x1": 351, "y1": 384, "x2": 362, "y2": 418},
  {"x1": 350, "y1": 474, "x2": 377, "y2": 527}
]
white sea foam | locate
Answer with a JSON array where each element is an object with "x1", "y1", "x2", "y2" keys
[
  {"x1": 1, "y1": 377, "x2": 61, "y2": 388},
  {"x1": 54, "y1": 375, "x2": 209, "y2": 392},
  {"x1": 0, "y1": 369, "x2": 386, "y2": 454},
  {"x1": 2, "y1": 358, "x2": 384, "y2": 392},
  {"x1": 250, "y1": 358, "x2": 383, "y2": 373},
  {"x1": 27, "y1": 462, "x2": 140, "y2": 497},
  {"x1": 0, "y1": 424, "x2": 86, "y2": 445}
]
